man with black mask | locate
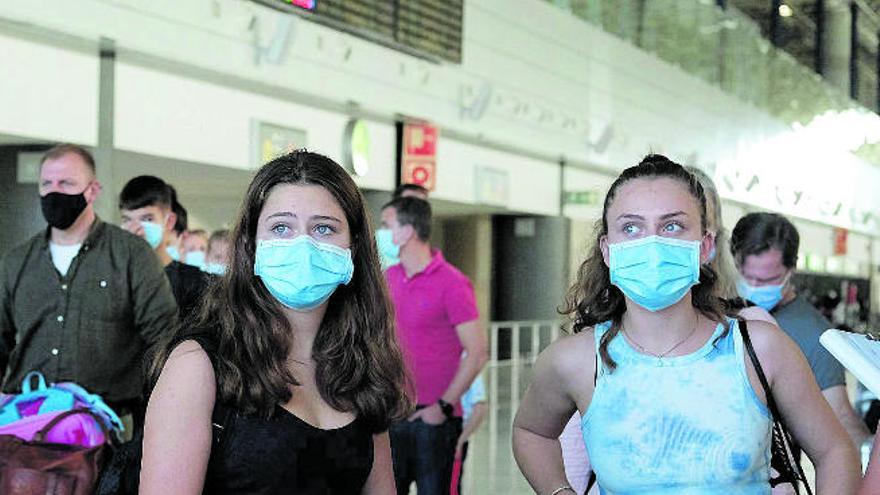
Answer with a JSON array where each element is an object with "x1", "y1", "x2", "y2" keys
[{"x1": 0, "y1": 143, "x2": 177, "y2": 431}]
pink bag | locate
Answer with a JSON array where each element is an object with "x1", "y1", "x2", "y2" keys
[
  {"x1": 0, "y1": 372, "x2": 119, "y2": 449},
  {"x1": 0, "y1": 408, "x2": 106, "y2": 448}
]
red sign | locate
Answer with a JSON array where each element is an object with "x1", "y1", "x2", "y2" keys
[
  {"x1": 400, "y1": 122, "x2": 438, "y2": 191},
  {"x1": 833, "y1": 227, "x2": 848, "y2": 256},
  {"x1": 280, "y1": 0, "x2": 316, "y2": 10}
]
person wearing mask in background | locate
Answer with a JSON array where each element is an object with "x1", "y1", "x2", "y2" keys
[
  {"x1": 204, "y1": 229, "x2": 230, "y2": 276},
  {"x1": 119, "y1": 176, "x2": 210, "y2": 318},
  {"x1": 377, "y1": 183, "x2": 431, "y2": 269},
  {"x1": 141, "y1": 150, "x2": 410, "y2": 493},
  {"x1": 557, "y1": 165, "x2": 782, "y2": 495},
  {"x1": 182, "y1": 229, "x2": 209, "y2": 270},
  {"x1": 381, "y1": 197, "x2": 489, "y2": 495},
  {"x1": 731, "y1": 212, "x2": 870, "y2": 449},
  {"x1": 513, "y1": 155, "x2": 859, "y2": 494},
  {"x1": 0, "y1": 143, "x2": 177, "y2": 433}
]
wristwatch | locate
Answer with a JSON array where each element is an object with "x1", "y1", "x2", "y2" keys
[{"x1": 436, "y1": 398, "x2": 454, "y2": 419}]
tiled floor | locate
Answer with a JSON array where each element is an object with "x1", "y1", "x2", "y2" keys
[{"x1": 460, "y1": 363, "x2": 534, "y2": 494}]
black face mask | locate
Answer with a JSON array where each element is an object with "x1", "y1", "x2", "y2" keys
[{"x1": 40, "y1": 191, "x2": 88, "y2": 230}]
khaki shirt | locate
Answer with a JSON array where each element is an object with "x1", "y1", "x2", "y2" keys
[{"x1": 0, "y1": 219, "x2": 177, "y2": 402}]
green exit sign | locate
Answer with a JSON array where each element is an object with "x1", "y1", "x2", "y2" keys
[{"x1": 564, "y1": 190, "x2": 600, "y2": 206}]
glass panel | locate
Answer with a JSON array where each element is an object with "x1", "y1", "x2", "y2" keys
[{"x1": 543, "y1": 0, "x2": 869, "y2": 131}]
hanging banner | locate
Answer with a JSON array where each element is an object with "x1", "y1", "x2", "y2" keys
[{"x1": 400, "y1": 122, "x2": 439, "y2": 191}]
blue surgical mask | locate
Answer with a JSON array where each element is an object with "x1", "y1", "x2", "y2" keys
[
  {"x1": 185, "y1": 251, "x2": 206, "y2": 270},
  {"x1": 376, "y1": 229, "x2": 400, "y2": 268},
  {"x1": 254, "y1": 236, "x2": 354, "y2": 311},
  {"x1": 736, "y1": 279, "x2": 785, "y2": 311},
  {"x1": 166, "y1": 245, "x2": 180, "y2": 261},
  {"x1": 609, "y1": 236, "x2": 702, "y2": 312},
  {"x1": 706, "y1": 246, "x2": 717, "y2": 263},
  {"x1": 203, "y1": 262, "x2": 227, "y2": 276},
  {"x1": 142, "y1": 221, "x2": 164, "y2": 250}
]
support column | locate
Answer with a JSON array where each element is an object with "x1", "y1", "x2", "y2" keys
[
  {"x1": 851, "y1": 1, "x2": 860, "y2": 101},
  {"x1": 822, "y1": 1, "x2": 853, "y2": 96},
  {"x1": 770, "y1": 0, "x2": 783, "y2": 47},
  {"x1": 817, "y1": 0, "x2": 826, "y2": 74},
  {"x1": 94, "y1": 37, "x2": 117, "y2": 223}
]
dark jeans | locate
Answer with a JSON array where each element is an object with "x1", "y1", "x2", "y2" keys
[{"x1": 390, "y1": 417, "x2": 463, "y2": 495}]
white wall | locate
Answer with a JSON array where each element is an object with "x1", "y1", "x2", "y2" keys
[
  {"x1": 0, "y1": 33, "x2": 98, "y2": 145},
  {"x1": 114, "y1": 62, "x2": 396, "y2": 191},
  {"x1": 435, "y1": 137, "x2": 560, "y2": 216}
]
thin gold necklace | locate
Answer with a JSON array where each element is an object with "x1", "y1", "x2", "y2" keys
[{"x1": 622, "y1": 313, "x2": 700, "y2": 360}]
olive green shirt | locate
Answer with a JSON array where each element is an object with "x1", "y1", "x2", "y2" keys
[{"x1": 0, "y1": 219, "x2": 177, "y2": 402}]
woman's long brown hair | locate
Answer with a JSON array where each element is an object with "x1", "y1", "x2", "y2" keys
[
  {"x1": 150, "y1": 151, "x2": 411, "y2": 432},
  {"x1": 560, "y1": 155, "x2": 726, "y2": 372}
]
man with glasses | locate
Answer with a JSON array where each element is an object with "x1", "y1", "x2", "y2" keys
[
  {"x1": 0, "y1": 143, "x2": 177, "y2": 433},
  {"x1": 731, "y1": 212, "x2": 869, "y2": 448}
]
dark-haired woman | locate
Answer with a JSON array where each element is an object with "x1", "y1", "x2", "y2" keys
[
  {"x1": 512, "y1": 155, "x2": 859, "y2": 494},
  {"x1": 140, "y1": 151, "x2": 411, "y2": 494}
]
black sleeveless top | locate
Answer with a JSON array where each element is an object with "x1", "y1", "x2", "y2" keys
[
  {"x1": 180, "y1": 333, "x2": 375, "y2": 494},
  {"x1": 204, "y1": 405, "x2": 374, "y2": 494}
]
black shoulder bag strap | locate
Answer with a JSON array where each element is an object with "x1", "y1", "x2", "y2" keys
[{"x1": 738, "y1": 318, "x2": 813, "y2": 495}]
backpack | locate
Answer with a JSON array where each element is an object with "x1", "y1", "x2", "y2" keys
[
  {"x1": 0, "y1": 372, "x2": 124, "y2": 445},
  {"x1": 0, "y1": 372, "x2": 125, "y2": 495}
]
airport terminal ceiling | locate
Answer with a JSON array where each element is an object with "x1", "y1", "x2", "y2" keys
[{"x1": 729, "y1": 0, "x2": 880, "y2": 74}]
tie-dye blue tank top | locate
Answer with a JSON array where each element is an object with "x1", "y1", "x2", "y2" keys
[{"x1": 582, "y1": 318, "x2": 772, "y2": 494}]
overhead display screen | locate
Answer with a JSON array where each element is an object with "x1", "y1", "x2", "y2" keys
[{"x1": 257, "y1": 0, "x2": 463, "y2": 63}]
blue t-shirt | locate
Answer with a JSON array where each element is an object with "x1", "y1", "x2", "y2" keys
[
  {"x1": 772, "y1": 294, "x2": 845, "y2": 390},
  {"x1": 461, "y1": 375, "x2": 486, "y2": 422}
]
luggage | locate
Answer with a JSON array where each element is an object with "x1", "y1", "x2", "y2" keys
[
  {"x1": 0, "y1": 408, "x2": 109, "y2": 495},
  {"x1": 0, "y1": 372, "x2": 124, "y2": 495},
  {"x1": 0, "y1": 371, "x2": 123, "y2": 441}
]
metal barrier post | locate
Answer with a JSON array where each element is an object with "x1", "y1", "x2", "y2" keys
[
  {"x1": 511, "y1": 323, "x2": 521, "y2": 416},
  {"x1": 532, "y1": 321, "x2": 541, "y2": 363}
]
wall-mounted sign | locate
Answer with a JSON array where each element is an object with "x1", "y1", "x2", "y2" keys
[
  {"x1": 475, "y1": 166, "x2": 509, "y2": 207},
  {"x1": 806, "y1": 253, "x2": 826, "y2": 273},
  {"x1": 343, "y1": 119, "x2": 370, "y2": 177},
  {"x1": 16, "y1": 152, "x2": 44, "y2": 184},
  {"x1": 267, "y1": 0, "x2": 316, "y2": 11},
  {"x1": 256, "y1": 0, "x2": 461, "y2": 63},
  {"x1": 564, "y1": 190, "x2": 600, "y2": 206},
  {"x1": 252, "y1": 120, "x2": 307, "y2": 168},
  {"x1": 514, "y1": 218, "x2": 536, "y2": 238},
  {"x1": 400, "y1": 122, "x2": 438, "y2": 191},
  {"x1": 833, "y1": 227, "x2": 848, "y2": 256}
]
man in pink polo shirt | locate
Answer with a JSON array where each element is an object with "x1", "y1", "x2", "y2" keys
[{"x1": 380, "y1": 197, "x2": 488, "y2": 495}]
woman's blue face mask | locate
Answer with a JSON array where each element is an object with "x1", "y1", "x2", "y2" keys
[
  {"x1": 608, "y1": 235, "x2": 702, "y2": 312},
  {"x1": 254, "y1": 235, "x2": 354, "y2": 311}
]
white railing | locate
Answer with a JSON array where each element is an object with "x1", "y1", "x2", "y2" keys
[
  {"x1": 468, "y1": 319, "x2": 565, "y2": 493},
  {"x1": 487, "y1": 319, "x2": 565, "y2": 423}
]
